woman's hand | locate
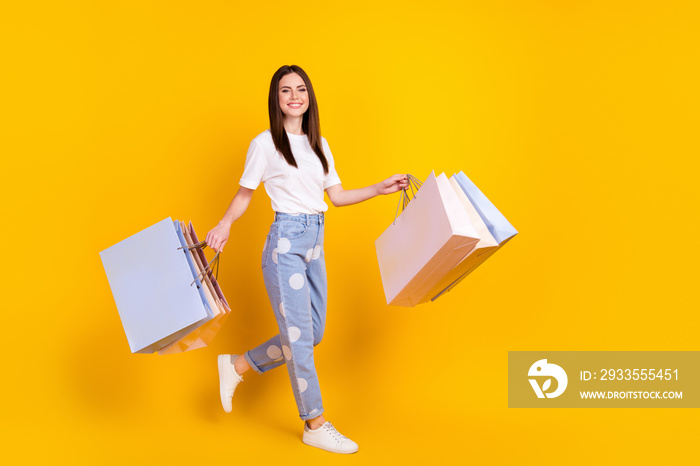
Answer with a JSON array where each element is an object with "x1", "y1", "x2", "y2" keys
[
  {"x1": 205, "y1": 187, "x2": 255, "y2": 253},
  {"x1": 376, "y1": 174, "x2": 409, "y2": 195},
  {"x1": 206, "y1": 221, "x2": 232, "y2": 253}
]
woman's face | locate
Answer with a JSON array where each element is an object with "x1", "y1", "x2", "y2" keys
[{"x1": 278, "y1": 73, "x2": 309, "y2": 118}]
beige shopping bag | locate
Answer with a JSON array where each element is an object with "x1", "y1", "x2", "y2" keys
[
  {"x1": 375, "y1": 172, "x2": 481, "y2": 307},
  {"x1": 188, "y1": 221, "x2": 231, "y2": 319},
  {"x1": 157, "y1": 221, "x2": 231, "y2": 355}
]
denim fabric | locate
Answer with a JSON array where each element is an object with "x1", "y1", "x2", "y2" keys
[{"x1": 244, "y1": 212, "x2": 327, "y2": 421}]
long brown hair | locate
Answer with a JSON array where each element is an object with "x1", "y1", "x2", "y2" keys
[{"x1": 268, "y1": 65, "x2": 329, "y2": 174}]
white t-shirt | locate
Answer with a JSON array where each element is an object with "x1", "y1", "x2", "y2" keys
[{"x1": 239, "y1": 130, "x2": 342, "y2": 214}]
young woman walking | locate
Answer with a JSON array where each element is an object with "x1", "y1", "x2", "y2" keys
[{"x1": 206, "y1": 65, "x2": 407, "y2": 454}]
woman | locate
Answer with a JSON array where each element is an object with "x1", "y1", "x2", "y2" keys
[{"x1": 206, "y1": 65, "x2": 407, "y2": 454}]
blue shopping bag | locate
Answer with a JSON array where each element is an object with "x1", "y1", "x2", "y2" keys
[
  {"x1": 453, "y1": 171, "x2": 518, "y2": 245},
  {"x1": 100, "y1": 218, "x2": 215, "y2": 353}
]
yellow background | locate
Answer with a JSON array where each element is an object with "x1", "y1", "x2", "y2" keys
[{"x1": 2, "y1": 1, "x2": 699, "y2": 464}]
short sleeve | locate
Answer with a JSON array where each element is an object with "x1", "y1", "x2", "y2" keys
[
  {"x1": 322, "y1": 138, "x2": 341, "y2": 189},
  {"x1": 239, "y1": 139, "x2": 268, "y2": 190}
]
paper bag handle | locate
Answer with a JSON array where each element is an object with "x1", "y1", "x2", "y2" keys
[
  {"x1": 394, "y1": 174, "x2": 423, "y2": 224},
  {"x1": 178, "y1": 241, "x2": 221, "y2": 286}
]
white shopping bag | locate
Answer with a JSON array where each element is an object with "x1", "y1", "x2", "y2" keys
[
  {"x1": 420, "y1": 175, "x2": 500, "y2": 303},
  {"x1": 375, "y1": 172, "x2": 481, "y2": 307},
  {"x1": 100, "y1": 218, "x2": 215, "y2": 353},
  {"x1": 427, "y1": 171, "x2": 518, "y2": 301}
]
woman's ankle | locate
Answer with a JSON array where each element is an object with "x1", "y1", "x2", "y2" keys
[
  {"x1": 233, "y1": 354, "x2": 250, "y2": 375},
  {"x1": 306, "y1": 414, "x2": 326, "y2": 430}
]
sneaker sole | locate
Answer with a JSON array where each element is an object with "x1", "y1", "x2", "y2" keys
[{"x1": 302, "y1": 437, "x2": 359, "y2": 454}]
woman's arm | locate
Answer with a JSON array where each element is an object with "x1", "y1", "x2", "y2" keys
[
  {"x1": 205, "y1": 186, "x2": 255, "y2": 252},
  {"x1": 325, "y1": 174, "x2": 408, "y2": 207}
]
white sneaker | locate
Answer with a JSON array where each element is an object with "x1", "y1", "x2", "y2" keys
[
  {"x1": 302, "y1": 421, "x2": 359, "y2": 454},
  {"x1": 218, "y1": 354, "x2": 243, "y2": 413}
]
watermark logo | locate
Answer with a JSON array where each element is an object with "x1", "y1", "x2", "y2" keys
[
  {"x1": 510, "y1": 352, "x2": 697, "y2": 408},
  {"x1": 528, "y1": 359, "x2": 568, "y2": 398}
]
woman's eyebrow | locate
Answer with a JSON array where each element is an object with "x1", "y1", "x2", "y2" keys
[{"x1": 279, "y1": 85, "x2": 306, "y2": 89}]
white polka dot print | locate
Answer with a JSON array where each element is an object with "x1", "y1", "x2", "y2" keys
[
  {"x1": 277, "y1": 237, "x2": 291, "y2": 254},
  {"x1": 272, "y1": 249, "x2": 278, "y2": 264},
  {"x1": 282, "y1": 345, "x2": 292, "y2": 360},
  {"x1": 297, "y1": 377, "x2": 308, "y2": 393},
  {"x1": 305, "y1": 248, "x2": 313, "y2": 263},
  {"x1": 279, "y1": 302, "x2": 285, "y2": 317},
  {"x1": 312, "y1": 245, "x2": 322, "y2": 260},
  {"x1": 288, "y1": 326, "x2": 301, "y2": 343},
  {"x1": 266, "y1": 345, "x2": 282, "y2": 360},
  {"x1": 289, "y1": 273, "x2": 304, "y2": 290}
]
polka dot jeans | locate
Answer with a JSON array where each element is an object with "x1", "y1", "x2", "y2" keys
[{"x1": 243, "y1": 212, "x2": 327, "y2": 421}]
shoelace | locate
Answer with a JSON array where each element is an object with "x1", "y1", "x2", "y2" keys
[
  {"x1": 226, "y1": 366, "x2": 243, "y2": 395},
  {"x1": 323, "y1": 423, "x2": 348, "y2": 442}
]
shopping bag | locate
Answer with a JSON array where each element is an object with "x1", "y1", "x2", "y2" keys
[
  {"x1": 375, "y1": 172, "x2": 481, "y2": 307},
  {"x1": 157, "y1": 221, "x2": 231, "y2": 355},
  {"x1": 100, "y1": 218, "x2": 216, "y2": 354},
  {"x1": 419, "y1": 175, "x2": 500, "y2": 303},
  {"x1": 427, "y1": 171, "x2": 518, "y2": 301}
]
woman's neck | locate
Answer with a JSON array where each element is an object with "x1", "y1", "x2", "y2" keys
[{"x1": 283, "y1": 116, "x2": 304, "y2": 135}]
